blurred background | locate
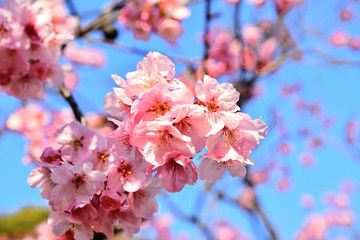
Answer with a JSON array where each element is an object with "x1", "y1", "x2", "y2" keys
[{"x1": 1, "y1": 0, "x2": 360, "y2": 239}]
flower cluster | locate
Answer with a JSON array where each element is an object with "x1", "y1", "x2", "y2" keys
[
  {"x1": 104, "y1": 51, "x2": 267, "y2": 186},
  {"x1": 0, "y1": 0, "x2": 74, "y2": 99},
  {"x1": 28, "y1": 120, "x2": 162, "y2": 239},
  {"x1": 29, "y1": 52, "x2": 267, "y2": 239},
  {"x1": 119, "y1": 0, "x2": 190, "y2": 43},
  {"x1": 202, "y1": 25, "x2": 278, "y2": 78},
  {"x1": 329, "y1": 30, "x2": 360, "y2": 51}
]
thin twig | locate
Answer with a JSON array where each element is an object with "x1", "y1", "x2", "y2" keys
[
  {"x1": 86, "y1": 37, "x2": 200, "y2": 66},
  {"x1": 161, "y1": 194, "x2": 216, "y2": 240},
  {"x1": 252, "y1": 195, "x2": 278, "y2": 240},
  {"x1": 76, "y1": 1, "x2": 124, "y2": 38},
  {"x1": 59, "y1": 87, "x2": 87, "y2": 125}
]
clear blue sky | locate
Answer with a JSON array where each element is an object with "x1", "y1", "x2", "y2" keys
[{"x1": 1, "y1": 0, "x2": 360, "y2": 239}]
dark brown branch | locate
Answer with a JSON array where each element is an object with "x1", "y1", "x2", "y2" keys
[
  {"x1": 65, "y1": 0, "x2": 79, "y2": 16},
  {"x1": 59, "y1": 87, "x2": 87, "y2": 125},
  {"x1": 76, "y1": 1, "x2": 124, "y2": 38},
  {"x1": 234, "y1": 1, "x2": 242, "y2": 42},
  {"x1": 202, "y1": 0, "x2": 212, "y2": 75}
]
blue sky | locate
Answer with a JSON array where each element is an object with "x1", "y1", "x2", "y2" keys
[{"x1": 1, "y1": 0, "x2": 360, "y2": 239}]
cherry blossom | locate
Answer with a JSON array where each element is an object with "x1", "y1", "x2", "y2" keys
[
  {"x1": 50, "y1": 161, "x2": 106, "y2": 211},
  {"x1": 107, "y1": 155, "x2": 147, "y2": 193},
  {"x1": 147, "y1": 151, "x2": 198, "y2": 192},
  {"x1": 119, "y1": 0, "x2": 190, "y2": 43},
  {"x1": 0, "y1": 0, "x2": 74, "y2": 99},
  {"x1": 132, "y1": 120, "x2": 196, "y2": 166},
  {"x1": 27, "y1": 52, "x2": 268, "y2": 239}
]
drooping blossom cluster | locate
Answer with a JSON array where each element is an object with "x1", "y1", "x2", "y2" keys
[
  {"x1": 201, "y1": 25, "x2": 279, "y2": 78},
  {"x1": 29, "y1": 52, "x2": 267, "y2": 239},
  {"x1": 118, "y1": 0, "x2": 190, "y2": 43},
  {"x1": 0, "y1": 0, "x2": 74, "y2": 99},
  {"x1": 28, "y1": 120, "x2": 162, "y2": 239}
]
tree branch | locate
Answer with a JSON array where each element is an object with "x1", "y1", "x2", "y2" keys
[
  {"x1": 161, "y1": 194, "x2": 215, "y2": 240},
  {"x1": 202, "y1": 0, "x2": 212, "y2": 75},
  {"x1": 86, "y1": 37, "x2": 200, "y2": 66},
  {"x1": 59, "y1": 87, "x2": 87, "y2": 125},
  {"x1": 76, "y1": 1, "x2": 124, "y2": 38}
]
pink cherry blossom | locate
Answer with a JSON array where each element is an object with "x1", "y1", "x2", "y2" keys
[
  {"x1": 0, "y1": 0, "x2": 73, "y2": 99},
  {"x1": 119, "y1": 0, "x2": 190, "y2": 42},
  {"x1": 237, "y1": 187, "x2": 255, "y2": 211},
  {"x1": 157, "y1": 19, "x2": 183, "y2": 43},
  {"x1": 330, "y1": 31, "x2": 349, "y2": 46},
  {"x1": 211, "y1": 221, "x2": 250, "y2": 240},
  {"x1": 132, "y1": 120, "x2": 196, "y2": 166},
  {"x1": 203, "y1": 28, "x2": 241, "y2": 77},
  {"x1": 88, "y1": 133, "x2": 113, "y2": 171},
  {"x1": 349, "y1": 37, "x2": 360, "y2": 50},
  {"x1": 204, "y1": 113, "x2": 267, "y2": 162},
  {"x1": 168, "y1": 104, "x2": 208, "y2": 152},
  {"x1": 134, "y1": 84, "x2": 193, "y2": 123},
  {"x1": 242, "y1": 25, "x2": 263, "y2": 45},
  {"x1": 276, "y1": 177, "x2": 290, "y2": 191},
  {"x1": 299, "y1": 152, "x2": 315, "y2": 167},
  {"x1": 6, "y1": 103, "x2": 50, "y2": 138},
  {"x1": 54, "y1": 121, "x2": 98, "y2": 163},
  {"x1": 198, "y1": 158, "x2": 247, "y2": 183},
  {"x1": 35, "y1": 221, "x2": 73, "y2": 240},
  {"x1": 277, "y1": 141, "x2": 292, "y2": 155},
  {"x1": 103, "y1": 85, "x2": 134, "y2": 119},
  {"x1": 64, "y1": 44, "x2": 106, "y2": 67},
  {"x1": 147, "y1": 151, "x2": 198, "y2": 192},
  {"x1": 28, "y1": 165, "x2": 55, "y2": 200},
  {"x1": 48, "y1": 212, "x2": 94, "y2": 240},
  {"x1": 127, "y1": 177, "x2": 162, "y2": 218},
  {"x1": 194, "y1": 75, "x2": 241, "y2": 136},
  {"x1": 297, "y1": 214, "x2": 328, "y2": 240},
  {"x1": 100, "y1": 190, "x2": 123, "y2": 210},
  {"x1": 124, "y1": 52, "x2": 176, "y2": 96},
  {"x1": 107, "y1": 155, "x2": 147, "y2": 192},
  {"x1": 107, "y1": 117, "x2": 135, "y2": 159},
  {"x1": 27, "y1": 51, "x2": 269, "y2": 238},
  {"x1": 340, "y1": 8, "x2": 354, "y2": 21},
  {"x1": 50, "y1": 161, "x2": 106, "y2": 211}
]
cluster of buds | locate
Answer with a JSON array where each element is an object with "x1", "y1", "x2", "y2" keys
[{"x1": 29, "y1": 52, "x2": 267, "y2": 239}]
